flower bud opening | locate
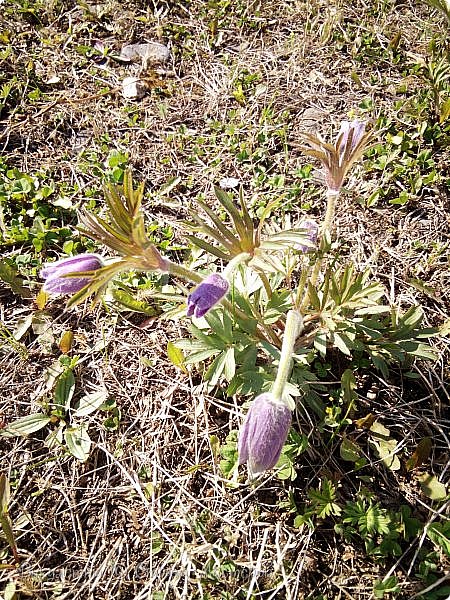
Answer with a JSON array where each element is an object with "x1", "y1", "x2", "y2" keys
[{"x1": 41, "y1": 253, "x2": 104, "y2": 294}]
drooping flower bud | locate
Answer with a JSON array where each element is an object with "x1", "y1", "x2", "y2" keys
[
  {"x1": 238, "y1": 392, "x2": 292, "y2": 478},
  {"x1": 186, "y1": 273, "x2": 229, "y2": 318},
  {"x1": 41, "y1": 253, "x2": 104, "y2": 294}
]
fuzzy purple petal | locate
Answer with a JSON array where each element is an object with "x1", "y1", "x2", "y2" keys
[
  {"x1": 237, "y1": 415, "x2": 250, "y2": 465},
  {"x1": 238, "y1": 393, "x2": 292, "y2": 477},
  {"x1": 43, "y1": 276, "x2": 92, "y2": 294},
  {"x1": 187, "y1": 273, "x2": 229, "y2": 318},
  {"x1": 337, "y1": 120, "x2": 351, "y2": 151},
  {"x1": 337, "y1": 120, "x2": 366, "y2": 162},
  {"x1": 348, "y1": 120, "x2": 366, "y2": 149},
  {"x1": 40, "y1": 254, "x2": 103, "y2": 295},
  {"x1": 337, "y1": 119, "x2": 366, "y2": 160},
  {"x1": 41, "y1": 254, "x2": 103, "y2": 279}
]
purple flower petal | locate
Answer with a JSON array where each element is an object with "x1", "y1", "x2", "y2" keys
[
  {"x1": 348, "y1": 120, "x2": 366, "y2": 149},
  {"x1": 337, "y1": 121, "x2": 351, "y2": 153},
  {"x1": 43, "y1": 276, "x2": 93, "y2": 294},
  {"x1": 238, "y1": 392, "x2": 292, "y2": 477},
  {"x1": 187, "y1": 273, "x2": 229, "y2": 318},
  {"x1": 41, "y1": 253, "x2": 103, "y2": 295}
]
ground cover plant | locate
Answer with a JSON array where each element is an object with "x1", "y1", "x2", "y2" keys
[{"x1": 0, "y1": 0, "x2": 449, "y2": 599}]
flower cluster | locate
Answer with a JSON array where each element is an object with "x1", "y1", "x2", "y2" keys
[{"x1": 39, "y1": 119, "x2": 374, "y2": 478}]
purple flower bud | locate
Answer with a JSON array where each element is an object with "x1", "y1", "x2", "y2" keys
[
  {"x1": 300, "y1": 119, "x2": 372, "y2": 193},
  {"x1": 337, "y1": 120, "x2": 366, "y2": 165},
  {"x1": 296, "y1": 219, "x2": 319, "y2": 253},
  {"x1": 238, "y1": 392, "x2": 292, "y2": 477},
  {"x1": 41, "y1": 253, "x2": 104, "y2": 294},
  {"x1": 187, "y1": 273, "x2": 229, "y2": 318}
]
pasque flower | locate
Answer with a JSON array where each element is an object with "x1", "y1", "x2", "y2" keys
[
  {"x1": 186, "y1": 273, "x2": 229, "y2": 318},
  {"x1": 238, "y1": 311, "x2": 303, "y2": 478},
  {"x1": 300, "y1": 119, "x2": 373, "y2": 192},
  {"x1": 238, "y1": 392, "x2": 292, "y2": 478},
  {"x1": 41, "y1": 253, "x2": 104, "y2": 294}
]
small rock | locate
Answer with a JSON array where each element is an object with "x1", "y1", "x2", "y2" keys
[
  {"x1": 219, "y1": 177, "x2": 240, "y2": 190},
  {"x1": 45, "y1": 74, "x2": 61, "y2": 84},
  {"x1": 119, "y1": 42, "x2": 170, "y2": 65},
  {"x1": 122, "y1": 76, "x2": 147, "y2": 99}
]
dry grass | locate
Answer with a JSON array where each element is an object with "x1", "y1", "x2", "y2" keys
[{"x1": 1, "y1": 0, "x2": 449, "y2": 598}]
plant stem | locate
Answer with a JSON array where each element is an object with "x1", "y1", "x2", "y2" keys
[
  {"x1": 257, "y1": 270, "x2": 273, "y2": 300},
  {"x1": 322, "y1": 190, "x2": 339, "y2": 237},
  {"x1": 166, "y1": 261, "x2": 203, "y2": 284},
  {"x1": 300, "y1": 190, "x2": 339, "y2": 310},
  {"x1": 272, "y1": 309, "x2": 303, "y2": 402},
  {"x1": 294, "y1": 266, "x2": 311, "y2": 309}
]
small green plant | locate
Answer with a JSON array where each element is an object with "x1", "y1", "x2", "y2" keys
[
  {"x1": 333, "y1": 495, "x2": 428, "y2": 559},
  {"x1": 0, "y1": 353, "x2": 114, "y2": 461},
  {"x1": 424, "y1": 57, "x2": 450, "y2": 123},
  {"x1": 364, "y1": 126, "x2": 440, "y2": 207},
  {"x1": 294, "y1": 477, "x2": 342, "y2": 527},
  {"x1": 373, "y1": 575, "x2": 400, "y2": 599},
  {"x1": 0, "y1": 161, "x2": 74, "y2": 250}
]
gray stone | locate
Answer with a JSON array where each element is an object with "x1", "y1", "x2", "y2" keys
[{"x1": 119, "y1": 42, "x2": 170, "y2": 65}]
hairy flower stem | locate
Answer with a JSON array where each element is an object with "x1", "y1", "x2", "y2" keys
[
  {"x1": 299, "y1": 190, "x2": 339, "y2": 310},
  {"x1": 322, "y1": 190, "x2": 339, "y2": 240},
  {"x1": 166, "y1": 261, "x2": 203, "y2": 284},
  {"x1": 272, "y1": 309, "x2": 303, "y2": 402},
  {"x1": 294, "y1": 266, "x2": 310, "y2": 309}
]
